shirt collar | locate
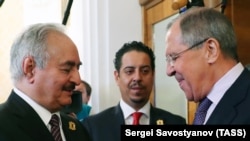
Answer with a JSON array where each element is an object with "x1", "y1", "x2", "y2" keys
[
  {"x1": 120, "y1": 98, "x2": 150, "y2": 119},
  {"x1": 13, "y1": 87, "x2": 60, "y2": 126}
]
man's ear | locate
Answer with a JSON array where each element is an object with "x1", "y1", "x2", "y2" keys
[
  {"x1": 114, "y1": 70, "x2": 121, "y2": 86},
  {"x1": 114, "y1": 70, "x2": 119, "y2": 81},
  {"x1": 205, "y1": 38, "x2": 220, "y2": 64},
  {"x1": 23, "y1": 57, "x2": 35, "y2": 82}
]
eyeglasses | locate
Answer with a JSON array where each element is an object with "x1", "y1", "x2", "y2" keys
[{"x1": 166, "y1": 38, "x2": 209, "y2": 66}]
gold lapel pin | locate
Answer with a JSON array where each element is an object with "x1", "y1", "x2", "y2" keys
[
  {"x1": 69, "y1": 121, "x2": 76, "y2": 130},
  {"x1": 156, "y1": 119, "x2": 164, "y2": 125}
]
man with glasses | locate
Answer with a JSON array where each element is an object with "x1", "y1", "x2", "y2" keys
[{"x1": 165, "y1": 7, "x2": 250, "y2": 125}]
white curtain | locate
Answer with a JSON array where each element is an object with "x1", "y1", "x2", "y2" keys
[{"x1": 68, "y1": 0, "x2": 113, "y2": 114}]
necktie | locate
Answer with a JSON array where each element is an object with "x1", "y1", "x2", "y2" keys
[
  {"x1": 49, "y1": 114, "x2": 63, "y2": 141},
  {"x1": 193, "y1": 97, "x2": 212, "y2": 125},
  {"x1": 132, "y1": 112, "x2": 143, "y2": 125}
]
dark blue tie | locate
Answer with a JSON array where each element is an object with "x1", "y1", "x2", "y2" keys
[
  {"x1": 193, "y1": 98, "x2": 212, "y2": 125},
  {"x1": 49, "y1": 114, "x2": 63, "y2": 141}
]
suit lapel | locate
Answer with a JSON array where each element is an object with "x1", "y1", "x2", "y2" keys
[
  {"x1": 8, "y1": 92, "x2": 54, "y2": 141},
  {"x1": 150, "y1": 106, "x2": 165, "y2": 125},
  {"x1": 115, "y1": 104, "x2": 126, "y2": 125},
  {"x1": 61, "y1": 114, "x2": 79, "y2": 141},
  {"x1": 207, "y1": 69, "x2": 250, "y2": 124}
]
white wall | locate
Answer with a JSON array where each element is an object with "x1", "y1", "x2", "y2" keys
[
  {"x1": 69, "y1": 0, "x2": 143, "y2": 114},
  {"x1": 0, "y1": 0, "x2": 23, "y2": 102}
]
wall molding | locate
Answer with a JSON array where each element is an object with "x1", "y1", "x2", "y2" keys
[{"x1": 139, "y1": 0, "x2": 163, "y2": 9}]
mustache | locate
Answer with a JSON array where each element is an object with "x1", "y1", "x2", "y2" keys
[
  {"x1": 130, "y1": 81, "x2": 144, "y2": 89},
  {"x1": 62, "y1": 83, "x2": 76, "y2": 91}
]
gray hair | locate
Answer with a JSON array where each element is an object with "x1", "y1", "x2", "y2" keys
[
  {"x1": 10, "y1": 23, "x2": 66, "y2": 83},
  {"x1": 167, "y1": 7, "x2": 238, "y2": 61}
]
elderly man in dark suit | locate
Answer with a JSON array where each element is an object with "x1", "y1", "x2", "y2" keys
[
  {"x1": 165, "y1": 7, "x2": 250, "y2": 125},
  {"x1": 0, "y1": 23, "x2": 91, "y2": 141}
]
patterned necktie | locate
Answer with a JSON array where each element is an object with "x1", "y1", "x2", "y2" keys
[
  {"x1": 193, "y1": 98, "x2": 212, "y2": 125},
  {"x1": 49, "y1": 114, "x2": 63, "y2": 141},
  {"x1": 132, "y1": 112, "x2": 143, "y2": 125}
]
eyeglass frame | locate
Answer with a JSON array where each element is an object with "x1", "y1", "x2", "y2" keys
[{"x1": 166, "y1": 38, "x2": 209, "y2": 66}]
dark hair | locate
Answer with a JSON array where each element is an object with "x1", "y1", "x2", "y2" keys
[
  {"x1": 113, "y1": 41, "x2": 155, "y2": 72},
  {"x1": 81, "y1": 80, "x2": 92, "y2": 96}
]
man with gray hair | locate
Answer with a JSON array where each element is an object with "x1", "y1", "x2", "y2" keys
[
  {"x1": 165, "y1": 7, "x2": 250, "y2": 125},
  {"x1": 0, "y1": 23, "x2": 91, "y2": 141}
]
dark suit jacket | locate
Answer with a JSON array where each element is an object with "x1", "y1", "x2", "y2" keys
[
  {"x1": 0, "y1": 91, "x2": 91, "y2": 141},
  {"x1": 206, "y1": 68, "x2": 250, "y2": 124},
  {"x1": 82, "y1": 103, "x2": 186, "y2": 141}
]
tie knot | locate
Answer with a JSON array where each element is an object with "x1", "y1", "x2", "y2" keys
[
  {"x1": 197, "y1": 98, "x2": 212, "y2": 113},
  {"x1": 193, "y1": 97, "x2": 212, "y2": 125},
  {"x1": 49, "y1": 114, "x2": 60, "y2": 126},
  {"x1": 132, "y1": 112, "x2": 143, "y2": 125}
]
